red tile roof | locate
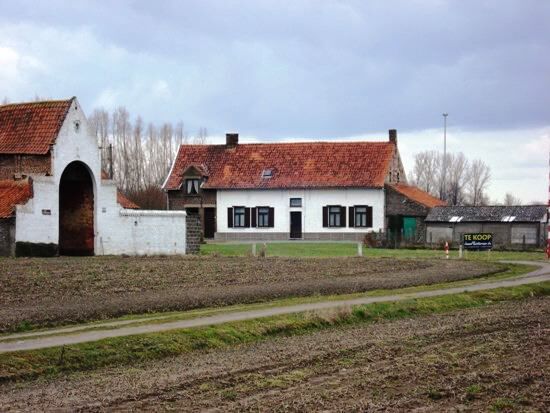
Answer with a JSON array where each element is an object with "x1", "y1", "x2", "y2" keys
[
  {"x1": 389, "y1": 183, "x2": 446, "y2": 208},
  {"x1": 164, "y1": 141, "x2": 396, "y2": 190},
  {"x1": 0, "y1": 179, "x2": 33, "y2": 218},
  {"x1": 117, "y1": 192, "x2": 140, "y2": 209},
  {"x1": 0, "y1": 98, "x2": 74, "y2": 155},
  {"x1": 100, "y1": 170, "x2": 140, "y2": 209}
]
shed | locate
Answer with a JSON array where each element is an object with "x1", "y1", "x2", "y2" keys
[{"x1": 425, "y1": 205, "x2": 547, "y2": 247}]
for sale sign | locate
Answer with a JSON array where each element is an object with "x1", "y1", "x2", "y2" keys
[{"x1": 463, "y1": 233, "x2": 493, "y2": 250}]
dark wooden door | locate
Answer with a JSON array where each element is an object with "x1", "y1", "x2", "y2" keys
[
  {"x1": 204, "y1": 208, "x2": 216, "y2": 239},
  {"x1": 290, "y1": 211, "x2": 302, "y2": 239}
]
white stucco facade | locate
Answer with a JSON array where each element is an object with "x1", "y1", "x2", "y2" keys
[
  {"x1": 216, "y1": 188, "x2": 385, "y2": 238},
  {"x1": 14, "y1": 98, "x2": 187, "y2": 255}
]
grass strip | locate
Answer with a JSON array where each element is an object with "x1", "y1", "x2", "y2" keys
[
  {"x1": 0, "y1": 281, "x2": 549, "y2": 384},
  {"x1": 202, "y1": 243, "x2": 546, "y2": 260}
]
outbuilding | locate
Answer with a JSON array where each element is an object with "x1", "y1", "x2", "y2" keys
[
  {"x1": 425, "y1": 205, "x2": 547, "y2": 248},
  {"x1": 0, "y1": 97, "x2": 191, "y2": 256}
]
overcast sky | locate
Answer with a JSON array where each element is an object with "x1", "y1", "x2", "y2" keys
[{"x1": 1, "y1": 0, "x2": 549, "y2": 202}]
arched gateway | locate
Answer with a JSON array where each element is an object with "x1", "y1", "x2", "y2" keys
[{"x1": 59, "y1": 161, "x2": 95, "y2": 255}]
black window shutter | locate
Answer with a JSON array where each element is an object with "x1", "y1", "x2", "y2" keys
[
  {"x1": 349, "y1": 207, "x2": 355, "y2": 228},
  {"x1": 251, "y1": 207, "x2": 257, "y2": 227},
  {"x1": 340, "y1": 206, "x2": 346, "y2": 227},
  {"x1": 322, "y1": 206, "x2": 328, "y2": 227},
  {"x1": 268, "y1": 207, "x2": 275, "y2": 227},
  {"x1": 366, "y1": 206, "x2": 373, "y2": 227},
  {"x1": 244, "y1": 207, "x2": 251, "y2": 228},
  {"x1": 227, "y1": 207, "x2": 233, "y2": 228}
]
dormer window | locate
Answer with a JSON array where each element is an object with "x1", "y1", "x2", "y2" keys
[
  {"x1": 185, "y1": 178, "x2": 200, "y2": 195},
  {"x1": 261, "y1": 168, "x2": 273, "y2": 179}
]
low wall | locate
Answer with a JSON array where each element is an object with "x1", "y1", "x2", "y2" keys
[{"x1": 98, "y1": 209, "x2": 187, "y2": 256}]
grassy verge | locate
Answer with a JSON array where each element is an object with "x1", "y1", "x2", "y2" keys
[
  {"x1": 201, "y1": 242, "x2": 545, "y2": 260},
  {"x1": 0, "y1": 263, "x2": 532, "y2": 341},
  {"x1": 1, "y1": 281, "x2": 549, "y2": 384}
]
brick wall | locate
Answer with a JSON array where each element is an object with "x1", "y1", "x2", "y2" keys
[
  {"x1": 0, "y1": 154, "x2": 51, "y2": 180},
  {"x1": 0, "y1": 218, "x2": 15, "y2": 256},
  {"x1": 168, "y1": 188, "x2": 217, "y2": 209},
  {"x1": 186, "y1": 213, "x2": 202, "y2": 254},
  {"x1": 385, "y1": 186, "x2": 429, "y2": 217}
]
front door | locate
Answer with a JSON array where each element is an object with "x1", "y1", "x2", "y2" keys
[
  {"x1": 204, "y1": 208, "x2": 216, "y2": 239},
  {"x1": 290, "y1": 211, "x2": 302, "y2": 239}
]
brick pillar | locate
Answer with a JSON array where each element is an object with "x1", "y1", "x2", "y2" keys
[{"x1": 185, "y1": 214, "x2": 202, "y2": 254}]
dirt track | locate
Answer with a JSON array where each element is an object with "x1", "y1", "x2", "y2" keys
[
  {"x1": 0, "y1": 297, "x2": 547, "y2": 412},
  {"x1": 0, "y1": 256, "x2": 496, "y2": 331}
]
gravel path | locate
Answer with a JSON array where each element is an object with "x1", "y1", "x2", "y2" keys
[{"x1": 1, "y1": 260, "x2": 548, "y2": 353}]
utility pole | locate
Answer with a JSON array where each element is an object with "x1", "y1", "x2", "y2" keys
[{"x1": 442, "y1": 113, "x2": 448, "y2": 201}]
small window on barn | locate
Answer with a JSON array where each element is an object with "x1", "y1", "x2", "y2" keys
[
  {"x1": 185, "y1": 178, "x2": 200, "y2": 195},
  {"x1": 261, "y1": 169, "x2": 273, "y2": 179},
  {"x1": 74, "y1": 120, "x2": 80, "y2": 133},
  {"x1": 449, "y1": 216, "x2": 463, "y2": 222}
]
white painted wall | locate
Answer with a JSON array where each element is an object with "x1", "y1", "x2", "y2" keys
[
  {"x1": 15, "y1": 98, "x2": 187, "y2": 255},
  {"x1": 216, "y1": 188, "x2": 385, "y2": 234}
]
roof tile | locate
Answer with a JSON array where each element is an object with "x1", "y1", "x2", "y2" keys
[
  {"x1": 389, "y1": 183, "x2": 446, "y2": 208},
  {"x1": 0, "y1": 99, "x2": 73, "y2": 154},
  {"x1": 0, "y1": 179, "x2": 33, "y2": 218},
  {"x1": 165, "y1": 141, "x2": 396, "y2": 190}
]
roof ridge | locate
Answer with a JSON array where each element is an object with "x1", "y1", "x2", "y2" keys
[
  {"x1": 179, "y1": 140, "x2": 391, "y2": 147},
  {"x1": 0, "y1": 97, "x2": 75, "y2": 109}
]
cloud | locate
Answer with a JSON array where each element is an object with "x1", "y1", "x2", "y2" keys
[{"x1": 0, "y1": 1, "x2": 549, "y2": 202}]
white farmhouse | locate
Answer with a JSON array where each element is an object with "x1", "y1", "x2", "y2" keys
[
  {"x1": 164, "y1": 131, "x2": 444, "y2": 241},
  {"x1": 0, "y1": 97, "x2": 188, "y2": 256}
]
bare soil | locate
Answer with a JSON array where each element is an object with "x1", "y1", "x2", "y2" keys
[
  {"x1": 0, "y1": 297, "x2": 547, "y2": 412},
  {"x1": 0, "y1": 256, "x2": 496, "y2": 331}
]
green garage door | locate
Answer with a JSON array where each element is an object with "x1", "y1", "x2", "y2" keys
[{"x1": 403, "y1": 217, "x2": 417, "y2": 241}]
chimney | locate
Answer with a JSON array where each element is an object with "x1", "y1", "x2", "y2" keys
[
  {"x1": 388, "y1": 129, "x2": 397, "y2": 145},
  {"x1": 226, "y1": 133, "x2": 239, "y2": 148}
]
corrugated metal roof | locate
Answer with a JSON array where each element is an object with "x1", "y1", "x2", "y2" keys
[{"x1": 425, "y1": 205, "x2": 547, "y2": 223}]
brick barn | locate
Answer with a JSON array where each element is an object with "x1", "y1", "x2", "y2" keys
[
  {"x1": 163, "y1": 130, "x2": 444, "y2": 241},
  {"x1": 0, "y1": 97, "x2": 189, "y2": 256}
]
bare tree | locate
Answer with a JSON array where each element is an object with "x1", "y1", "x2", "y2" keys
[
  {"x1": 410, "y1": 150, "x2": 440, "y2": 195},
  {"x1": 1, "y1": 97, "x2": 8, "y2": 105},
  {"x1": 89, "y1": 108, "x2": 111, "y2": 174},
  {"x1": 194, "y1": 127, "x2": 208, "y2": 144},
  {"x1": 503, "y1": 192, "x2": 522, "y2": 206},
  {"x1": 445, "y1": 152, "x2": 470, "y2": 206},
  {"x1": 467, "y1": 159, "x2": 491, "y2": 206}
]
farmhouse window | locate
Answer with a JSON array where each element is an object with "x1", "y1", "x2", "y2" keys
[
  {"x1": 348, "y1": 205, "x2": 373, "y2": 228},
  {"x1": 290, "y1": 198, "x2": 302, "y2": 207},
  {"x1": 324, "y1": 205, "x2": 346, "y2": 228},
  {"x1": 233, "y1": 207, "x2": 246, "y2": 227},
  {"x1": 257, "y1": 207, "x2": 270, "y2": 227},
  {"x1": 354, "y1": 206, "x2": 368, "y2": 227},
  {"x1": 185, "y1": 178, "x2": 200, "y2": 195}
]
